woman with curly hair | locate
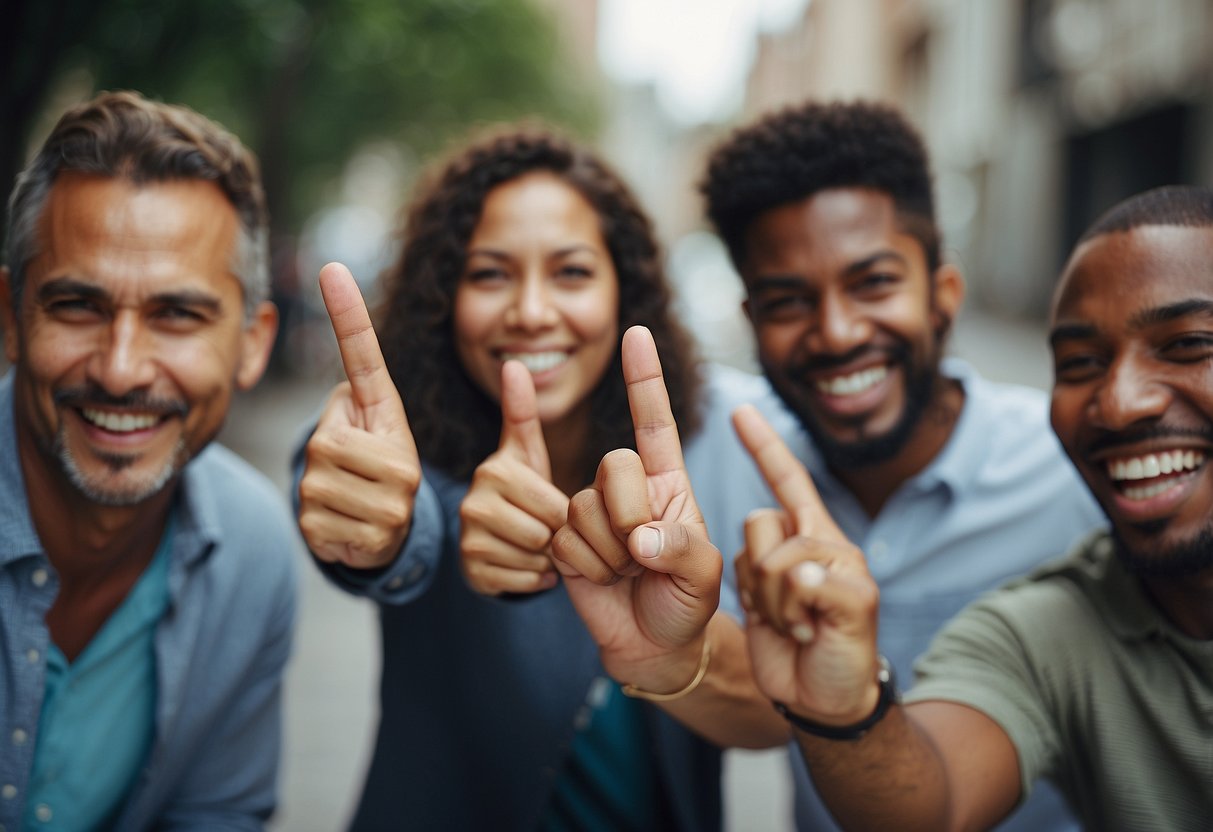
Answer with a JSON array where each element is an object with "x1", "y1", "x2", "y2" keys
[{"x1": 293, "y1": 126, "x2": 782, "y2": 830}]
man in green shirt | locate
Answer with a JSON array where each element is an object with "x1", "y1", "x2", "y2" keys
[{"x1": 734, "y1": 184, "x2": 1213, "y2": 831}]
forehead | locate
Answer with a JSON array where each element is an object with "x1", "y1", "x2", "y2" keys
[
  {"x1": 742, "y1": 187, "x2": 925, "y2": 272},
  {"x1": 1052, "y1": 225, "x2": 1213, "y2": 324},
  {"x1": 30, "y1": 173, "x2": 241, "y2": 296},
  {"x1": 473, "y1": 172, "x2": 603, "y2": 243}
]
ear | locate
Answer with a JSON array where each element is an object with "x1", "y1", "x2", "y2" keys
[
  {"x1": 235, "y1": 300, "x2": 279, "y2": 390},
  {"x1": 0, "y1": 267, "x2": 18, "y2": 365},
  {"x1": 931, "y1": 263, "x2": 965, "y2": 330}
]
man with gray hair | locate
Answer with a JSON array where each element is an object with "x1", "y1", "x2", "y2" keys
[{"x1": 0, "y1": 90, "x2": 297, "y2": 829}]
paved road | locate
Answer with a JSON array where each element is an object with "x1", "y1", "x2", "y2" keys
[{"x1": 218, "y1": 308, "x2": 1050, "y2": 832}]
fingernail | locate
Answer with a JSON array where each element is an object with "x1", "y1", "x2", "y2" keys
[
  {"x1": 636, "y1": 527, "x2": 662, "y2": 559},
  {"x1": 540, "y1": 572, "x2": 559, "y2": 589},
  {"x1": 791, "y1": 622, "x2": 815, "y2": 643},
  {"x1": 794, "y1": 561, "x2": 826, "y2": 588},
  {"x1": 740, "y1": 589, "x2": 753, "y2": 611}
]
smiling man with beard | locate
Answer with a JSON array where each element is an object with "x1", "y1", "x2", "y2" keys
[
  {"x1": 696, "y1": 101, "x2": 1107, "y2": 830},
  {"x1": 0, "y1": 91, "x2": 296, "y2": 830},
  {"x1": 734, "y1": 184, "x2": 1213, "y2": 832}
]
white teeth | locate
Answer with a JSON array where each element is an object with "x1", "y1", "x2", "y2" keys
[
  {"x1": 1123, "y1": 479, "x2": 1181, "y2": 501},
  {"x1": 816, "y1": 366, "x2": 888, "y2": 396},
  {"x1": 1107, "y1": 450, "x2": 1206, "y2": 482},
  {"x1": 81, "y1": 408, "x2": 159, "y2": 433},
  {"x1": 501, "y1": 351, "x2": 568, "y2": 374}
]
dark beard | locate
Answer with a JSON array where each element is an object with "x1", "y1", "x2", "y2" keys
[
  {"x1": 1112, "y1": 520, "x2": 1213, "y2": 578},
  {"x1": 763, "y1": 344, "x2": 940, "y2": 469}
]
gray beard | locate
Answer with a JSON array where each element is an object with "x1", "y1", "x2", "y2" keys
[{"x1": 52, "y1": 432, "x2": 186, "y2": 507}]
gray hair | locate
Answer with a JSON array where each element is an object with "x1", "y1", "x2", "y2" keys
[{"x1": 4, "y1": 90, "x2": 269, "y2": 317}]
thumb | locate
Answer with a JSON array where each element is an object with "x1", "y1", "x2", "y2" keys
[
  {"x1": 498, "y1": 360, "x2": 552, "y2": 479},
  {"x1": 629, "y1": 521, "x2": 724, "y2": 598}
]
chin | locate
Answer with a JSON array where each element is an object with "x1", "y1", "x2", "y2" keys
[{"x1": 1112, "y1": 521, "x2": 1213, "y2": 578}]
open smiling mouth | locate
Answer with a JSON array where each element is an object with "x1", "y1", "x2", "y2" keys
[
  {"x1": 814, "y1": 364, "x2": 888, "y2": 397},
  {"x1": 1106, "y1": 449, "x2": 1207, "y2": 501},
  {"x1": 80, "y1": 408, "x2": 165, "y2": 433},
  {"x1": 499, "y1": 350, "x2": 570, "y2": 374}
]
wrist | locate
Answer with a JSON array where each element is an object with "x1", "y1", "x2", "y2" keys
[
  {"x1": 776, "y1": 656, "x2": 897, "y2": 741},
  {"x1": 619, "y1": 636, "x2": 711, "y2": 702}
]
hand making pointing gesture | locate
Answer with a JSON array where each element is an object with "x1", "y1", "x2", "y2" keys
[
  {"x1": 732, "y1": 403, "x2": 884, "y2": 727},
  {"x1": 458, "y1": 360, "x2": 567, "y2": 595},
  {"x1": 551, "y1": 325, "x2": 723, "y2": 694},
  {"x1": 297, "y1": 262, "x2": 422, "y2": 569}
]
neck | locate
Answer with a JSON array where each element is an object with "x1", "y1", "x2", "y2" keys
[
  {"x1": 832, "y1": 377, "x2": 965, "y2": 517},
  {"x1": 1141, "y1": 571, "x2": 1213, "y2": 640}
]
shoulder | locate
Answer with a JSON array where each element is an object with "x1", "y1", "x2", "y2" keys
[
  {"x1": 944, "y1": 533, "x2": 1114, "y2": 649},
  {"x1": 184, "y1": 444, "x2": 299, "y2": 589}
]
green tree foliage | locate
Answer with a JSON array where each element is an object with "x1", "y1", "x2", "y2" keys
[{"x1": 2, "y1": 0, "x2": 600, "y2": 236}]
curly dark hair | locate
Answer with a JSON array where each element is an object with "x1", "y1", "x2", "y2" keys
[
  {"x1": 376, "y1": 125, "x2": 702, "y2": 484},
  {"x1": 701, "y1": 100, "x2": 941, "y2": 274}
]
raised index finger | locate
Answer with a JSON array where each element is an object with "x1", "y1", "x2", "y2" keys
[
  {"x1": 731, "y1": 403, "x2": 843, "y2": 540},
  {"x1": 318, "y1": 262, "x2": 404, "y2": 428},
  {"x1": 621, "y1": 325, "x2": 686, "y2": 478}
]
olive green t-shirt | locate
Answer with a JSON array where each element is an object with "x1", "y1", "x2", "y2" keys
[{"x1": 905, "y1": 532, "x2": 1213, "y2": 831}]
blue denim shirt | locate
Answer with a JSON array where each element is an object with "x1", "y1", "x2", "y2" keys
[{"x1": 0, "y1": 371, "x2": 299, "y2": 831}]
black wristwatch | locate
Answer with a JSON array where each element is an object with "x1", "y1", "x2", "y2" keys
[{"x1": 774, "y1": 656, "x2": 897, "y2": 741}]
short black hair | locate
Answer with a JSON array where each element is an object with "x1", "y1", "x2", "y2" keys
[
  {"x1": 701, "y1": 100, "x2": 940, "y2": 273},
  {"x1": 1079, "y1": 185, "x2": 1213, "y2": 243}
]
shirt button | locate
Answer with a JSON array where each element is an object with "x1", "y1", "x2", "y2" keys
[
  {"x1": 26, "y1": 649, "x2": 39, "y2": 664},
  {"x1": 31, "y1": 569, "x2": 49, "y2": 588},
  {"x1": 384, "y1": 575, "x2": 405, "y2": 591},
  {"x1": 404, "y1": 562, "x2": 427, "y2": 583},
  {"x1": 11, "y1": 729, "x2": 27, "y2": 746},
  {"x1": 1, "y1": 784, "x2": 15, "y2": 799},
  {"x1": 35, "y1": 804, "x2": 52, "y2": 822}
]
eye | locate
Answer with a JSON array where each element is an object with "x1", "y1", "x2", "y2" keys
[
  {"x1": 556, "y1": 264, "x2": 594, "y2": 280},
  {"x1": 852, "y1": 272, "x2": 900, "y2": 294},
  {"x1": 1161, "y1": 333, "x2": 1213, "y2": 362},
  {"x1": 153, "y1": 305, "x2": 210, "y2": 330},
  {"x1": 464, "y1": 267, "x2": 507, "y2": 284},
  {"x1": 752, "y1": 293, "x2": 814, "y2": 323},
  {"x1": 45, "y1": 297, "x2": 103, "y2": 321},
  {"x1": 1052, "y1": 351, "x2": 1104, "y2": 383}
]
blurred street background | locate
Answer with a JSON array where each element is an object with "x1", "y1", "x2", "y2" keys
[{"x1": 6, "y1": 0, "x2": 1213, "y2": 828}]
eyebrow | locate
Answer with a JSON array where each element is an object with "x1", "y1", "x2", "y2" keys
[
  {"x1": 35, "y1": 277, "x2": 222, "y2": 314},
  {"x1": 467, "y1": 244, "x2": 599, "y2": 261},
  {"x1": 1129, "y1": 298, "x2": 1213, "y2": 328},
  {"x1": 749, "y1": 249, "x2": 909, "y2": 292},
  {"x1": 842, "y1": 249, "x2": 908, "y2": 276},
  {"x1": 1050, "y1": 298, "x2": 1213, "y2": 347},
  {"x1": 36, "y1": 277, "x2": 107, "y2": 303}
]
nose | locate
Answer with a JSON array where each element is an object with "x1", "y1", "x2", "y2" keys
[
  {"x1": 1090, "y1": 353, "x2": 1170, "y2": 431},
  {"x1": 808, "y1": 291, "x2": 871, "y2": 356},
  {"x1": 504, "y1": 273, "x2": 558, "y2": 332},
  {"x1": 88, "y1": 311, "x2": 157, "y2": 395}
]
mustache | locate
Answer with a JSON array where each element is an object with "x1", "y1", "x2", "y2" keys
[
  {"x1": 1084, "y1": 424, "x2": 1213, "y2": 456},
  {"x1": 789, "y1": 342, "x2": 909, "y2": 377},
  {"x1": 54, "y1": 385, "x2": 189, "y2": 417}
]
